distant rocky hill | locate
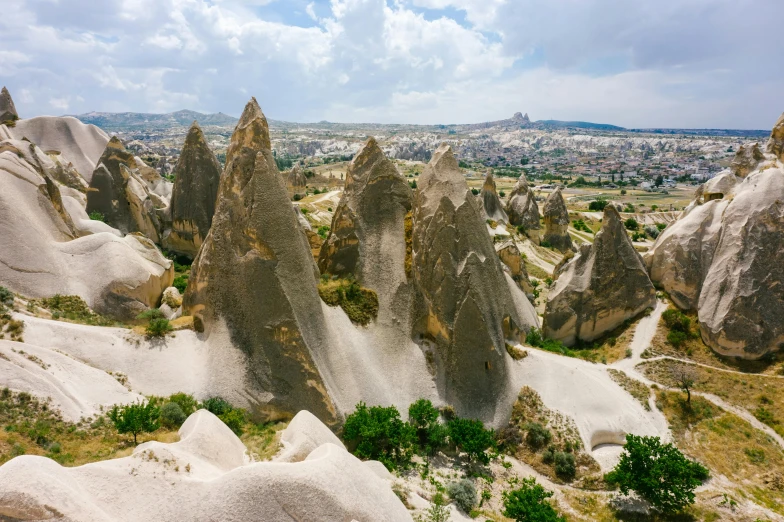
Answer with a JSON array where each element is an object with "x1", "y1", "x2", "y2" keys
[{"x1": 74, "y1": 109, "x2": 238, "y2": 131}]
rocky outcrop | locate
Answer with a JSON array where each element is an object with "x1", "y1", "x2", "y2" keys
[
  {"x1": 318, "y1": 137, "x2": 413, "y2": 288},
  {"x1": 495, "y1": 240, "x2": 533, "y2": 295},
  {"x1": 479, "y1": 170, "x2": 508, "y2": 223},
  {"x1": 0, "y1": 135, "x2": 173, "y2": 320},
  {"x1": 506, "y1": 173, "x2": 541, "y2": 239},
  {"x1": 768, "y1": 112, "x2": 784, "y2": 161},
  {"x1": 730, "y1": 143, "x2": 764, "y2": 177},
  {"x1": 164, "y1": 122, "x2": 221, "y2": 257},
  {"x1": 544, "y1": 206, "x2": 655, "y2": 345},
  {"x1": 0, "y1": 87, "x2": 18, "y2": 123},
  {"x1": 184, "y1": 98, "x2": 337, "y2": 424},
  {"x1": 411, "y1": 144, "x2": 538, "y2": 421},
  {"x1": 542, "y1": 188, "x2": 573, "y2": 252},
  {"x1": 288, "y1": 165, "x2": 307, "y2": 187},
  {"x1": 647, "y1": 117, "x2": 784, "y2": 358},
  {"x1": 86, "y1": 137, "x2": 165, "y2": 242}
]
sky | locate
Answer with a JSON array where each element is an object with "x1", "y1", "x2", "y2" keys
[{"x1": 1, "y1": 0, "x2": 782, "y2": 128}]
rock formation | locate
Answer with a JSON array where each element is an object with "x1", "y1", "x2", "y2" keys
[
  {"x1": 184, "y1": 98, "x2": 337, "y2": 423},
  {"x1": 288, "y1": 165, "x2": 307, "y2": 187},
  {"x1": 544, "y1": 206, "x2": 656, "y2": 345},
  {"x1": 411, "y1": 144, "x2": 538, "y2": 421},
  {"x1": 86, "y1": 137, "x2": 165, "y2": 242},
  {"x1": 0, "y1": 87, "x2": 18, "y2": 123},
  {"x1": 495, "y1": 240, "x2": 533, "y2": 295},
  {"x1": 164, "y1": 121, "x2": 222, "y2": 257},
  {"x1": 730, "y1": 143, "x2": 764, "y2": 177},
  {"x1": 542, "y1": 188, "x2": 574, "y2": 252},
  {"x1": 646, "y1": 117, "x2": 784, "y2": 358},
  {"x1": 479, "y1": 170, "x2": 508, "y2": 223},
  {"x1": 318, "y1": 137, "x2": 413, "y2": 286},
  {"x1": 768, "y1": 112, "x2": 784, "y2": 161},
  {"x1": 506, "y1": 173, "x2": 541, "y2": 240}
]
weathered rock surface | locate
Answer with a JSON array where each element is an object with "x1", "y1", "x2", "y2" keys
[
  {"x1": 0, "y1": 87, "x2": 18, "y2": 123},
  {"x1": 0, "y1": 136, "x2": 173, "y2": 320},
  {"x1": 506, "y1": 173, "x2": 541, "y2": 239},
  {"x1": 86, "y1": 137, "x2": 165, "y2": 242},
  {"x1": 730, "y1": 143, "x2": 764, "y2": 177},
  {"x1": 768, "y1": 112, "x2": 784, "y2": 161},
  {"x1": 184, "y1": 98, "x2": 337, "y2": 424},
  {"x1": 479, "y1": 170, "x2": 508, "y2": 223},
  {"x1": 8, "y1": 116, "x2": 109, "y2": 181},
  {"x1": 411, "y1": 144, "x2": 538, "y2": 421},
  {"x1": 288, "y1": 165, "x2": 307, "y2": 187},
  {"x1": 495, "y1": 240, "x2": 533, "y2": 295},
  {"x1": 164, "y1": 122, "x2": 221, "y2": 257},
  {"x1": 542, "y1": 188, "x2": 574, "y2": 252},
  {"x1": 544, "y1": 206, "x2": 655, "y2": 345}
]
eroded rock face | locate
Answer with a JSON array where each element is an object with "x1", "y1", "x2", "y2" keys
[
  {"x1": 542, "y1": 188, "x2": 573, "y2": 252},
  {"x1": 506, "y1": 173, "x2": 541, "y2": 239},
  {"x1": 480, "y1": 170, "x2": 508, "y2": 223},
  {"x1": 412, "y1": 144, "x2": 538, "y2": 421},
  {"x1": 495, "y1": 240, "x2": 533, "y2": 295},
  {"x1": 86, "y1": 137, "x2": 164, "y2": 242},
  {"x1": 768, "y1": 112, "x2": 784, "y2": 161},
  {"x1": 165, "y1": 122, "x2": 221, "y2": 258},
  {"x1": 730, "y1": 143, "x2": 764, "y2": 177},
  {"x1": 544, "y1": 206, "x2": 655, "y2": 346},
  {"x1": 0, "y1": 87, "x2": 18, "y2": 122},
  {"x1": 184, "y1": 98, "x2": 337, "y2": 424},
  {"x1": 318, "y1": 137, "x2": 413, "y2": 287},
  {"x1": 288, "y1": 165, "x2": 307, "y2": 187},
  {"x1": 646, "y1": 117, "x2": 784, "y2": 359}
]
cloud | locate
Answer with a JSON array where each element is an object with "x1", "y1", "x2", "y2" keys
[{"x1": 0, "y1": 0, "x2": 780, "y2": 128}]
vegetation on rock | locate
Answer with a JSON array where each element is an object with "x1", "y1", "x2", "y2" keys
[{"x1": 317, "y1": 277, "x2": 379, "y2": 325}]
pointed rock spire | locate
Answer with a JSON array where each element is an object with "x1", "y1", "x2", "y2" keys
[
  {"x1": 480, "y1": 169, "x2": 507, "y2": 223},
  {"x1": 165, "y1": 121, "x2": 222, "y2": 257},
  {"x1": 0, "y1": 87, "x2": 18, "y2": 123},
  {"x1": 287, "y1": 165, "x2": 307, "y2": 187},
  {"x1": 543, "y1": 206, "x2": 656, "y2": 346},
  {"x1": 542, "y1": 187, "x2": 573, "y2": 252},
  {"x1": 506, "y1": 172, "x2": 541, "y2": 238}
]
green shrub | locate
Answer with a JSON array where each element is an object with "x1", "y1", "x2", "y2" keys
[
  {"x1": 342, "y1": 402, "x2": 416, "y2": 470},
  {"x1": 657, "y1": 223, "x2": 667, "y2": 231},
  {"x1": 108, "y1": 400, "x2": 160, "y2": 444},
  {"x1": 317, "y1": 225, "x2": 330, "y2": 239},
  {"x1": 202, "y1": 397, "x2": 233, "y2": 417},
  {"x1": 605, "y1": 434, "x2": 709, "y2": 514},
  {"x1": 292, "y1": 193, "x2": 303, "y2": 201},
  {"x1": 662, "y1": 309, "x2": 691, "y2": 333},
  {"x1": 447, "y1": 479, "x2": 477, "y2": 513},
  {"x1": 36, "y1": 294, "x2": 113, "y2": 326},
  {"x1": 502, "y1": 477, "x2": 565, "y2": 522},
  {"x1": 667, "y1": 330, "x2": 689, "y2": 348},
  {"x1": 632, "y1": 231, "x2": 646, "y2": 241},
  {"x1": 624, "y1": 218, "x2": 639, "y2": 230},
  {"x1": 588, "y1": 199, "x2": 608, "y2": 211},
  {"x1": 137, "y1": 308, "x2": 165, "y2": 321},
  {"x1": 88, "y1": 211, "x2": 106, "y2": 222},
  {"x1": 219, "y1": 408, "x2": 247, "y2": 436},
  {"x1": 167, "y1": 393, "x2": 198, "y2": 415},
  {"x1": 408, "y1": 399, "x2": 447, "y2": 454},
  {"x1": 553, "y1": 451, "x2": 576, "y2": 480},
  {"x1": 409, "y1": 180, "x2": 417, "y2": 189},
  {"x1": 146, "y1": 317, "x2": 172, "y2": 337},
  {"x1": 471, "y1": 188, "x2": 479, "y2": 195},
  {"x1": 173, "y1": 274, "x2": 189, "y2": 293},
  {"x1": 0, "y1": 286, "x2": 13, "y2": 310},
  {"x1": 160, "y1": 401, "x2": 187, "y2": 429},
  {"x1": 447, "y1": 418, "x2": 495, "y2": 464},
  {"x1": 524, "y1": 422, "x2": 552, "y2": 449},
  {"x1": 317, "y1": 278, "x2": 379, "y2": 325}
]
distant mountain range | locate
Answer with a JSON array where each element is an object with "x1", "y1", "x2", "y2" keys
[{"x1": 72, "y1": 109, "x2": 768, "y2": 137}]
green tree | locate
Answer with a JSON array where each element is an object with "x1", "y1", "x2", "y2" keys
[
  {"x1": 408, "y1": 399, "x2": 447, "y2": 454},
  {"x1": 624, "y1": 218, "x2": 639, "y2": 230},
  {"x1": 108, "y1": 400, "x2": 160, "y2": 444},
  {"x1": 447, "y1": 418, "x2": 495, "y2": 464},
  {"x1": 342, "y1": 402, "x2": 416, "y2": 470},
  {"x1": 605, "y1": 434, "x2": 709, "y2": 514},
  {"x1": 502, "y1": 477, "x2": 565, "y2": 522}
]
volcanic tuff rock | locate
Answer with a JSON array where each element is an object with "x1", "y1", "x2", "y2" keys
[
  {"x1": 85, "y1": 137, "x2": 166, "y2": 242},
  {"x1": 411, "y1": 144, "x2": 538, "y2": 421},
  {"x1": 495, "y1": 240, "x2": 533, "y2": 295},
  {"x1": 0, "y1": 87, "x2": 18, "y2": 123},
  {"x1": 479, "y1": 170, "x2": 508, "y2": 223},
  {"x1": 184, "y1": 98, "x2": 337, "y2": 423},
  {"x1": 542, "y1": 187, "x2": 574, "y2": 252},
  {"x1": 544, "y1": 206, "x2": 655, "y2": 346},
  {"x1": 730, "y1": 143, "x2": 764, "y2": 177},
  {"x1": 646, "y1": 120, "x2": 784, "y2": 358},
  {"x1": 505, "y1": 173, "x2": 541, "y2": 238},
  {"x1": 318, "y1": 137, "x2": 413, "y2": 288},
  {"x1": 288, "y1": 165, "x2": 307, "y2": 187},
  {"x1": 768, "y1": 112, "x2": 784, "y2": 161},
  {"x1": 164, "y1": 121, "x2": 222, "y2": 257}
]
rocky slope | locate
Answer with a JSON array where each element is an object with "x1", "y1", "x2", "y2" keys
[
  {"x1": 544, "y1": 206, "x2": 656, "y2": 345},
  {"x1": 542, "y1": 187, "x2": 573, "y2": 252},
  {"x1": 164, "y1": 121, "x2": 222, "y2": 257},
  {"x1": 411, "y1": 144, "x2": 538, "y2": 421},
  {"x1": 184, "y1": 98, "x2": 338, "y2": 424},
  {"x1": 646, "y1": 115, "x2": 784, "y2": 358},
  {"x1": 505, "y1": 172, "x2": 541, "y2": 240}
]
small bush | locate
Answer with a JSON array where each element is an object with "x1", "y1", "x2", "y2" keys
[
  {"x1": 219, "y1": 408, "x2": 247, "y2": 436},
  {"x1": 108, "y1": 400, "x2": 160, "y2": 445},
  {"x1": 408, "y1": 399, "x2": 447, "y2": 454},
  {"x1": 502, "y1": 477, "x2": 565, "y2": 522},
  {"x1": 644, "y1": 225, "x2": 660, "y2": 239},
  {"x1": 173, "y1": 274, "x2": 189, "y2": 293},
  {"x1": 88, "y1": 211, "x2": 106, "y2": 222},
  {"x1": 471, "y1": 188, "x2": 479, "y2": 195},
  {"x1": 657, "y1": 223, "x2": 667, "y2": 231},
  {"x1": 160, "y1": 401, "x2": 187, "y2": 429},
  {"x1": 662, "y1": 309, "x2": 691, "y2": 333},
  {"x1": 137, "y1": 308, "x2": 165, "y2": 321},
  {"x1": 317, "y1": 225, "x2": 330, "y2": 239},
  {"x1": 632, "y1": 231, "x2": 646, "y2": 241},
  {"x1": 624, "y1": 218, "x2": 639, "y2": 230},
  {"x1": 318, "y1": 278, "x2": 379, "y2": 325},
  {"x1": 202, "y1": 397, "x2": 233, "y2": 417},
  {"x1": 146, "y1": 318, "x2": 172, "y2": 337},
  {"x1": 447, "y1": 479, "x2": 478, "y2": 513},
  {"x1": 588, "y1": 199, "x2": 608, "y2": 211},
  {"x1": 667, "y1": 330, "x2": 689, "y2": 348},
  {"x1": 343, "y1": 402, "x2": 416, "y2": 470},
  {"x1": 292, "y1": 193, "x2": 303, "y2": 201},
  {"x1": 447, "y1": 417, "x2": 495, "y2": 464},
  {"x1": 553, "y1": 451, "x2": 576, "y2": 480},
  {"x1": 0, "y1": 286, "x2": 13, "y2": 310},
  {"x1": 524, "y1": 422, "x2": 552, "y2": 449},
  {"x1": 168, "y1": 393, "x2": 198, "y2": 415}
]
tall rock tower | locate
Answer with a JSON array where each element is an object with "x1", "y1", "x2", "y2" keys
[{"x1": 0, "y1": 87, "x2": 19, "y2": 123}]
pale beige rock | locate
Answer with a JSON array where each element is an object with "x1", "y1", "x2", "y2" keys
[
  {"x1": 0, "y1": 87, "x2": 18, "y2": 123},
  {"x1": 542, "y1": 188, "x2": 573, "y2": 252},
  {"x1": 506, "y1": 173, "x2": 541, "y2": 241},
  {"x1": 479, "y1": 170, "x2": 508, "y2": 223},
  {"x1": 495, "y1": 240, "x2": 533, "y2": 294},
  {"x1": 730, "y1": 143, "x2": 764, "y2": 177},
  {"x1": 767, "y1": 112, "x2": 784, "y2": 161}
]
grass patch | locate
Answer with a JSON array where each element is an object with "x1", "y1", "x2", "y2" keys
[
  {"x1": 318, "y1": 277, "x2": 379, "y2": 325},
  {"x1": 655, "y1": 390, "x2": 784, "y2": 515},
  {"x1": 524, "y1": 260, "x2": 551, "y2": 280},
  {"x1": 32, "y1": 294, "x2": 118, "y2": 327},
  {"x1": 607, "y1": 369, "x2": 651, "y2": 410}
]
